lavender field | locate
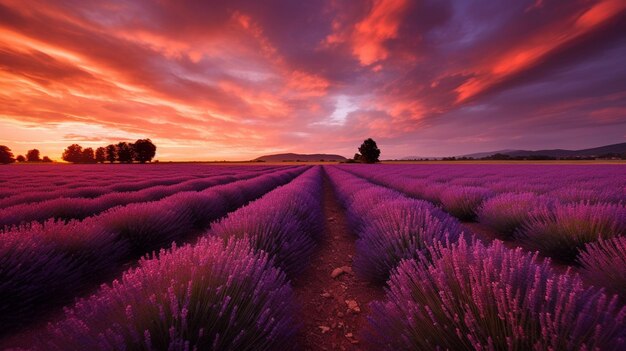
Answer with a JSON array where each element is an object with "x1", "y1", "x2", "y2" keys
[{"x1": 1, "y1": 163, "x2": 625, "y2": 350}]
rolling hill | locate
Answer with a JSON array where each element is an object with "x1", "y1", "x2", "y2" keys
[
  {"x1": 458, "y1": 142, "x2": 626, "y2": 159},
  {"x1": 253, "y1": 153, "x2": 347, "y2": 162}
]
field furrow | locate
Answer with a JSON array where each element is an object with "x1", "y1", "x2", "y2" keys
[
  {"x1": 1, "y1": 163, "x2": 625, "y2": 350},
  {"x1": 0, "y1": 166, "x2": 296, "y2": 227},
  {"x1": 0, "y1": 166, "x2": 306, "y2": 335},
  {"x1": 8, "y1": 167, "x2": 326, "y2": 350},
  {"x1": 324, "y1": 166, "x2": 626, "y2": 350}
]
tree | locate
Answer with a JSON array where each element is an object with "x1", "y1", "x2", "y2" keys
[
  {"x1": 62, "y1": 144, "x2": 84, "y2": 163},
  {"x1": 133, "y1": 139, "x2": 156, "y2": 163},
  {"x1": 358, "y1": 138, "x2": 381, "y2": 163},
  {"x1": 105, "y1": 144, "x2": 117, "y2": 163},
  {"x1": 16, "y1": 155, "x2": 25, "y2": 162},
  {"x1": 82, "y1": 148, "x2": 96, "y2": 163},
  {"x1": 26, "y1": 149, "x2": 41, "y2": 162},
  {"x1": 116, "y1": 142, "x2": 134, "y2": 163},
  {"x1": 353, "y1": 153, "x2": 362, "y2": 162},
  {"x1": 0, "y1": 145, "x2": 15, "y2": 164},
  {"x1": 95, "y1": 147, "x2": 106, "y2": 163},
  {"x1": 42, "y1": 156, "x2": 53, "y2": 163}
]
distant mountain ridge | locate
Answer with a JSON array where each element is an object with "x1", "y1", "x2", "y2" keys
[
  {"x1": 254, "y1": 153, "x2": 347, "y2": 162},
  {"x1": 459, "y1": 142, "x2": 626, "y2": 158}
]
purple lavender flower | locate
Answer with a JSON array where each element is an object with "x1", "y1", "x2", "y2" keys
[
  {"x1": 40, "y1": 237, "x2": 298, "y2": 351},
  {"x1": 365, "y1": 238, "x2": 626, "y2": 350},
  {"x1": 477, "y1": 192, "x2": 556, "y2": 238},
  {"x1": 517, "y1": 202, "x2": 626, "y2": 262},
  {"x1": 579, "y1": 236, "x2": 626, "y2": 300},
  {"x1": 439, "y1": 186, "x2": 494, "y2": 221},
  {"x1": 354, "y1": 199, "x2": 464, "y2": 284},
  {"x1": 210, "y1": 168, "x2": 322, "y2": 278}
]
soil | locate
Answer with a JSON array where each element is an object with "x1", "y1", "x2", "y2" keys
[{"x1": 291, "y1": 174, "x2": 385, "y2": 351}]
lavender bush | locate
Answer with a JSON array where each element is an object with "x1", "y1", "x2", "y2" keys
[
  {"x1": 579, "y1": 236, "x2": 626, "y2": 299},
  {"x1": 354, "y1": 198, "x2": 463, "y2": 284},
  {"x1": 517, "y1": 202, "x2": 626, "y2": 262},
  {"x1": 0, "y1": 220, "x2": 128, "y2": 330},
  {"x1": 345, "y1": 188, "x2": 401, "y2": 233},
  {"x1": 365, "y1": 238, "x2": 626, "y2": 350},
  {"x1": 40, "y1": 237, "x2": 298, "y2": 351},
  {"x1": 99, "y1": 202, "x2": 195, "y2": 255},
  {"x1": 210, "y1": 168, "x2": 322, "y2": 278},
  {"x1": 439, "y1": 186, "x2": 494, "y2": 221},
  {"x1": 477, "y1": 192, "x2": 555, "y2": 238},
  {"x1": 161, "y1": 190, "x2": 228, "y2": 229}
]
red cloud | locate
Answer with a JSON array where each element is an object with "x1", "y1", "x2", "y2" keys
[
  {"x1": 325, "y1": 0, "x2": 409, "y2": 67},
  {"x1": 455, "y1": 0, "x2": 626, "y2": 103},
  {"x1": 0, "y1": 0, "x2": 624, "y2": 160}
]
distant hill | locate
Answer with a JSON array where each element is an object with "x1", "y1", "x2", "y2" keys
[
  {"x1": 457, "y1": 149, "x2": 518, "y2": 159},
  {"x1": 458, "y1": 143, "x2": 626, "y2": 159},
  {"x1": 254, "y1": 153, "x2": 347, "y2": 162}
]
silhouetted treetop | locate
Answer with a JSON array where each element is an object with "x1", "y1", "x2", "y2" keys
[
  {"x1": 95, "y1": 147, "x2": 106, "y2": 163},
  {"x1": 133, "y1": 139, "x2": 156, "y2": 163},
  {"x1": 26, "y1": 149, "x2": 41, "y2": 162},
  {"x1": 116, "y1": 142, "x2": 134, "y2": 163},
  {"x1": 358, "y1": 138, "x2": 381, "y2": 163},
  {"x1": 0, "y1": 145, "x2": 15, "y2": 164},
  {"x1": 62, "y1": 144, "x2": 84, "y2": 163},
  {"x1": 105, "y1": 144, "x2": 117, "y2": 163},
  {"x1": 82, "y1": 147, "x2": 96, "y2": 163}
]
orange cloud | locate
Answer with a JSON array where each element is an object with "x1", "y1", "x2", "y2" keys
[
  {"x1": 324, "y1": 0, "x2": 409, "y2": 67},
  {"x1": 0, "y1": 0, "x2": 624, "y2": 160},
  {"x1": 285, "y1": 70, "x2": 330, "y2": 97},
  {"x1": 455, "y1": 0, "x2": 626, "y2": 103},
  {"x1": 352, "y1": 0, "x2": 408, "y2": 65}
]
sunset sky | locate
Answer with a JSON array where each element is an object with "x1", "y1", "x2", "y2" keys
[{"x1": 1, "y1": 0, "x2": 625, "y2": 161}]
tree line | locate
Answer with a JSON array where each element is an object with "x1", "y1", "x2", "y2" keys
[
  {"x1": 62, "y1": 139, "x2": 157, "y2": 164},
  {"x1": 0, "y1": 146, "x2": 53, "y2": 164}
]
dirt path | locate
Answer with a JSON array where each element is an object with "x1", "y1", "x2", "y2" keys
[{"x1": 292, "y1": 174, "x2": 385, "y2": 350}]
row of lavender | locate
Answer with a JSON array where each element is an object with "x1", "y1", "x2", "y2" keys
[
  {"x1": 341, "y1": 164, "x2": 626, "y2": 296},
  {"x1": 326, "y1": 166, "x2": 626, "y2": 350},
  {"x1": 0, "y1": 164, "x2": 226, "y2": 199},
  {"x1": 0, "y1": 166, "x2": 295, "y2": 228},
  {"x1": 0, "y1": 165, "x2": 278, "y2": 207},
  {"x1": 0, "y1": 166, "x2": 306, "y2": 334},
  {"x1": 27, "y1": 167, "x2": 324, "y2": 350},
  {"x1": 376, "y1": 164, "x2": 624, "y2": 204}
]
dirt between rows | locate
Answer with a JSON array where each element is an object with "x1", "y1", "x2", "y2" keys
[
  {"x1": 292, "y1": 175, "x2": 385, "y2": 350},
  {"x1": 1, "y1": 174, "x2": 386, "y2": 350}
]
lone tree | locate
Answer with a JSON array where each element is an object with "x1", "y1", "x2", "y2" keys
[
  {"x1": 62, "y1": 144, "x2": 84, "y2": 163},
  {"x1": 26, "y1": 149, "x2": 41, "y2": 162},
  {"x1": 116, "y1": 142, "x2": 134, "y2": 163},
  {"x1": 105, "y1": 144, "x2": 117, "y2": 163},
  {"x1": 42, "y1": 156, "x2": 53, "y2": 163},
  {"x1": 16, "y1": 155, "x2": 25, "y2": 162},
  {"x1": 358, "y1": 138, "x2": 381, "y2": 163},
  {"x1": 95, "y1": 147, "x2": 106, "y2": 163},
  {"x1": 133, "y1": 139, "x2": 157, "y2": 163},
  {"x1": 0, "y1": 145, "x2": 15, "y2": 164}
]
